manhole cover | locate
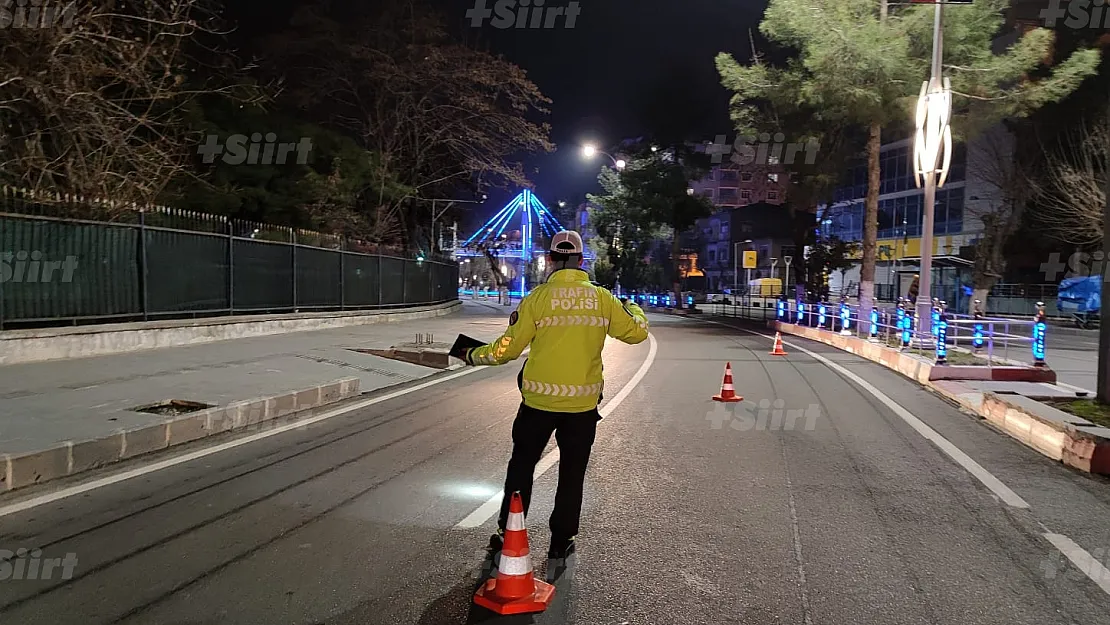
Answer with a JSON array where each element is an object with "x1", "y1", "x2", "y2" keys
[{"x1": 132, "y1": 399, "x2": 213, "y2": 416}]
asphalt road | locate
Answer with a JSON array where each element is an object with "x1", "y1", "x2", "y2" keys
[
  {"x1": 1, "y1": 314, "x2": 1109, "y2": 624},
  {"x1": 1045, "y1": 327, "x2": 1100, "y2": 392}
]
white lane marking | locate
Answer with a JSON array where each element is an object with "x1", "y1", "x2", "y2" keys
[
  {"x1": 1045, "y1": 533, "x2": 1110, "y2": 597},
  {"x1": 455, "y1": 451, "x2": 561, "y2": 529},
  {"x1": 728, "y1": 324, "x2": 1030, "y2": 509},
  {"x1": 0, "y1": 367, "x2": 486, "y2": 519},
  {"x1": 454, "y1": 333, "x2": 659, "y2": 529}
]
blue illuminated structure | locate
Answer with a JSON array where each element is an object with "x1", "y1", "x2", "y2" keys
[
  {"x1": 935, "y1": 316, "x2": 948, "y2": 364},
  {"x1": 840, "y1": 303, "x2": 850, "y2": 332},
  {"x1": 458, "y1": 190, "x2": 589, "y2": 295},
  {"x1": 869, "y1": 309, "x2": 879, "y2": 339},
  {"x1": 901, "y1": 311, "x2": 913, "y2": 347},
  {"x1": 778, "y1": 299, "x2": 786, "y2": 320},
  {"x1": 973, "y1": 322, "x2": 984, "y2": 351},
  {"x1": 1033, "y1": 321, "x2": 1046, "y2": 366},
  {"x1": 817, "y1": 304, "x2": 827, "y2": 329},
  {"x1": 796, "y1": 300, "x2": 804, "y2": 324}
]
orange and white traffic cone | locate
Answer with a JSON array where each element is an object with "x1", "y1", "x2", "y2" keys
[
  {"x1": 770, "y1": 332, "x2": 788, "y2": 356},
  {"x1": 712, "y1": 362, "x2": 743, "y2": 402},
  {"x1": 473, "y1": 492, "x2": 555, "y2": 615}
]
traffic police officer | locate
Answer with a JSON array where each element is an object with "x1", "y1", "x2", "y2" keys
[{"x1": 458, "y1": 230, "x2": 649, "y2": 564}]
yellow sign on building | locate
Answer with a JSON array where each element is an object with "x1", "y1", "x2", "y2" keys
[{"x1": 742, "y1": 250, "x2": 757, "y2": 269}]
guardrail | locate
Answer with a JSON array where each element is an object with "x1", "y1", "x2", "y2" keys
[{"x1": 701, "y1": 299, "x2": 1048, "y2": 368}]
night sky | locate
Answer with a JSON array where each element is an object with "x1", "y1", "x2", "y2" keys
[
  {"x1": 445, "y1": 0, "x2": 766, "y2": 221},
  {"x1": 230, "y1": 0, "x2": 768, "y2": 230}
]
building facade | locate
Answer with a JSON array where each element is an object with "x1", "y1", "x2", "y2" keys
[
  {"x1": 697, "y1": 202, "x2": 796, "y2": 293},
  {"x1": 817, "y1": 136, "x2": 990, "y2": 309}
]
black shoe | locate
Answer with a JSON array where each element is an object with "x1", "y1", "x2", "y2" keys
[
  {"x1": 546, "y1": 537, "x2": 576, "y2": 582},
  {"x1": 547, "y1": 536, "x2": 576, "y2": 560},
  {"x1": 488, "y1": 530, "x2": 504, "y2": 553}
]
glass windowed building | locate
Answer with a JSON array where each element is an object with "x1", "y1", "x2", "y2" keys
[{"x1": 817, "y1": 137, "x2": 986, "y2": 309}]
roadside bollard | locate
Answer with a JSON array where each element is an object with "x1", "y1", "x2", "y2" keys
[
  {"x1": 840, "y1": 302, "x2": 851, "y2": 335},
  {"x1": 901, "y1": 309, "x2": 913, "y2": 348},
  {"x1": 818, "y1": 304, "x2": 827, "y2": 329},
  {"x1": 869, "y1": 308, "x2": 879, "y2": 340},
  {"x1": 778, "y1": 299, "x2": 786, "y2": 320},
  {"x1": 935, "y1": 301, "x2": 948, "y2": 365},
  {"x1": 972, "y1": 299, "x2": 984, "y2": 353},
  {"x1": 1033, "y1": 301, "x2": 1047, "y2": 367},
  {"x1": 931, "y1": 298, "x2": 941, "y2": 338},
  {"x1": 796, "y1": 300, "x2": 804, "y2": 324}
]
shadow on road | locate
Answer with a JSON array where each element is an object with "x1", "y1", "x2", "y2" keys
[{"x1": 417, "y1": 550, "x2": 575, "y2": 625}]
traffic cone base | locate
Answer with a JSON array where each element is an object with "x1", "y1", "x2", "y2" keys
[
  {"x1": 474, "y1": 578, "x2": 556, "y2": 615},
  {"x1": 712, "y1": 362, "x2": 743, "y2": 402},
  {"x1": 770, "y1": 332, "x2": 787, "y2": 356},
  {"x1": 473, "y1": 492, "x2": 554, "y2": 615}
]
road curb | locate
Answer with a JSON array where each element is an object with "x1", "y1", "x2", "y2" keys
[
  {"x1": 770, "y1": 321, "x2": 1110, "y2": 476},
  {"x1": 0, "y1": 377, "x2": 361, "y2": 492},
  {"x1": 0, "y1": 301, "x2": 461, "y2": 366}
]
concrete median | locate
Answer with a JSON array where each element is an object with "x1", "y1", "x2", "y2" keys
[
  {"x1": 0, "y1": 377, "x2": 360, "y2": 492},
  {"x1": 0, "y1": 301, "x2": 460, "y2": 366}
]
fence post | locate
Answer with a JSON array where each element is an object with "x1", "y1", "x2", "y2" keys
[
  {"x1": 402, "y1": 257, "x2": 408, "y2": 305},
  {"x1": 0, "y1": 215, "x2": 4, "y2": 331},
  {"x1": 227, "y1": 220, "x2": 235, "y2": 314},
  {"x1": 290, "y1": 228, "x2": 297, "y2": 312},
  {"x1": 139, "y1": 208, "x2": 149, "y2": 321},
  {"x1": 377, "y1": 254, "x2": 383, "y2": 307},
  {"x1": 339, "y1": 238, "x2": 346, "y2": 310}
]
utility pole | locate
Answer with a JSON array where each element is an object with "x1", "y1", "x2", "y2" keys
[
  {"x1": 1099, "y1": 87, "x2": 1110, "y2": 402},
  {"x1": 912, "y1": 0, "x2": 953, "y2": 346}
]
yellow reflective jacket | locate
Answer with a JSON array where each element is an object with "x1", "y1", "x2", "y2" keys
[{"x1": 466, "y1": 269, "x2": 649, "y2": 413}]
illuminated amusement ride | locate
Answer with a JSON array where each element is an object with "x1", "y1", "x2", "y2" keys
[{"x1": 456, "y1": 189, "x2": 594, "y2": 296}]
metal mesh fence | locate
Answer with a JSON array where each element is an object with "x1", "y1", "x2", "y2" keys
[{"x1": 1, "y1": 208, "x2": 458, "y2": 330}]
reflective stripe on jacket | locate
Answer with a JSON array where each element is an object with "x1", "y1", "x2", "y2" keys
[{"x1": 466, "y1": 269, "x2": 649, "y2": 412}]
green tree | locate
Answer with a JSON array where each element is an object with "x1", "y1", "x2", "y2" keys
[
  {"x1": 717, "y1": 0, "x2": 1100, "y2": 328},
  {"x1": 617, "y1": 145, "x2": 716, "y2": 306},
  {"x1": 805, "y1": 236, "x2": 860, "y2": 300}
]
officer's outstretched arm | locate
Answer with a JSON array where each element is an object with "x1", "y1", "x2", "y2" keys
[
  {"x1": 606, "y1": 293, "x2": 649, "y2": 344},
  {"x1": 465, "y1": 297, "x2": 537, "y2": 366}
]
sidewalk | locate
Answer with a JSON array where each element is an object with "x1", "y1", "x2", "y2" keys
[{"x1": 0, "y1": 301, "x2": 509, "y2": 490}]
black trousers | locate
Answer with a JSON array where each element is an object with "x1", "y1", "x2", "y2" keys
[{"x1": 496, "y1": 402, "x2": 600, "y2": 542}]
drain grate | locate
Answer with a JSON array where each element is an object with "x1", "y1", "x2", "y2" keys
[{"x1": 132, "y1": 399, "x2": 214, "y2": 416}]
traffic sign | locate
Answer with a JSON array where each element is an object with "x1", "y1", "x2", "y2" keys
[{"x1": 742, "y1": 250, "x2": 757, "y2": 269}]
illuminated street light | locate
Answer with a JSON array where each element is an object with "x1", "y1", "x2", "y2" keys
[
  {"x1": 582, "y1": 144, "x2": 624, "y2": 170},
  {"x1": 909, "y1": 0, "x2": 953, "y2": 344}
]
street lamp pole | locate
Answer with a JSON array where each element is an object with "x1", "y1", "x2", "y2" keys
[
  {"x1": 912, "y1": 0, "x2": 952, "y2": 344},
  {"x1": 733, "y1": 239, "x2": 752, "y2": 308},
  {"x1": 427, "y1": 196, "x2": 486, "y2": 255},
  {"x1": 582, "y1": 145, "x2": 626, "y2": 171}
]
